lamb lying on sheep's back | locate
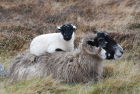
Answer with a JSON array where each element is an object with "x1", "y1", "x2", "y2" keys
[
  {"x1": 9, "y1": 37, "x2": 106, "y2": 83},
  {"x1": 30, "y1": 24, "x2": 76, "y2": 56}
]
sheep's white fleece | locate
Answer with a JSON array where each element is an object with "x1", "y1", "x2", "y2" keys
[{"x1": 30, "y1": 33, "x2": 75, "y2": 56}]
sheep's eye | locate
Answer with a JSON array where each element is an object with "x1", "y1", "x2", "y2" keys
[
  {"x1": 105, "y1": 41, "x2": 108, "y2": 44},
  {"x1": 98, "y1": 38, "x2": 104, "y2": 42}
]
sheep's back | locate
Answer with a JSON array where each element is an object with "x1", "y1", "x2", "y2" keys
[
  {"x1": 9, "y1": 49, "x2": 103, "y2": 83},
  {"x1": 9, "y1": 50, "x2": 49, "y2": 82},
  {"x1": 42, "y1": 52, "x2": 102, "y2": 83}
]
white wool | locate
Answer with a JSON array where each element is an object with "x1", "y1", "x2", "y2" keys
[
  {"x1": 114, "y1": 44, "x2": 123, "y2": 59},
  {"x1": 30, "y1": 33, "x2": 75, "y2": 56},
  {"x1": 99, "y1": 48, "x2": 107, "y2": 59}
]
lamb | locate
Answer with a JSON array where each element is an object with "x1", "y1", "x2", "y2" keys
[
  {"x1": 30, "y1": 24, "x2": 77, "y2": 56},
  {"x1": 9, "y1": 31, "x2": 124, "y2": 83}
]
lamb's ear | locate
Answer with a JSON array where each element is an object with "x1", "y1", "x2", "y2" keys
[
  {"x1": 87, "y1": 40, "x2": 95, "y2": 46},
  {"x1": 71, "y1": 24, "x2": 77, "y2": 30},
  {"x1": 57, "y1": 26, "x2": 61, "y2": 31}
]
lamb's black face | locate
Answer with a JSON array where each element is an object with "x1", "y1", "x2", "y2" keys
[
  {"x1": 57, "y1": 24, "x2": 76, "y2": 41},
  {"x1": 88, "y1": 32, "x2": 123, "y2": 59}
]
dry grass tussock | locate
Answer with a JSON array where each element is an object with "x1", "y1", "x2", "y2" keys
[{"x1": 0, "y1": 0, "x2": 140, "y2": 94}]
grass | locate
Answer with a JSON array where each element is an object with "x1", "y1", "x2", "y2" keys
[
  {"x1": 0, "y1": 53, "x2": 12, "y2": 69},
  {"x1": 0, "y1": 54, "x2": 139, "y2": 94},
  {"x1": 0, "y1": 0, "x2": 140, "y2": 94},
  {"x1": 1, "y1": 61, "x2": 139, "y2": 94}
]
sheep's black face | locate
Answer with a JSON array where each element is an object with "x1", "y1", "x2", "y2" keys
[
  {"x1": 57, "y1": 24, "x2": 76, "y2": 41},
  {"x1": 89, "y1": 32, "x2": 123, "y2": 59}
]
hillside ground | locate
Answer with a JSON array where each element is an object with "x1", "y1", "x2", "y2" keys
[{"x1": 0, "y1": 0, "x2": 140, "y2": 94}]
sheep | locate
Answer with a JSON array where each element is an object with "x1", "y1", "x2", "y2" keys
[
  {"x1": 30, "y1": 24, "x2": 77, "y2": 56},
  {"x1": 9, "y1": 35, "x2": 107, "y2": 83},
  {"x1": 9, "y1": 31, "x2": 124, "y2": 83}
]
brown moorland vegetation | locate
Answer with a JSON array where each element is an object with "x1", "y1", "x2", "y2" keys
[{"x1": 0, "y1": 0, "x2": 140, "y2": 94}]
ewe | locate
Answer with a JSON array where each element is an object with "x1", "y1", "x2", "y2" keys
[
  {"x1": 9, "y1": 32, "x2": 124, "y2": 83},
  {"x1": 30, "y1": 24, "x2": 76, "y2": 56},
  {"x1": 9, "y1": 37, "x2": 106, "y2": 83}
]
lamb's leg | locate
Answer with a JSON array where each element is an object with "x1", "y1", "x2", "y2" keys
[{"x1": 55, "y1": 48, "x2": 65, "y2": 52}]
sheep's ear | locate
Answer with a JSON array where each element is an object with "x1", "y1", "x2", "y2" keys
[
  {"x1": 71, "y1": 24, "x2": 77, "y2": 30},
  {"x1": 57, "y1": 26, "x2": 61, "y2": 31},
  {"x1": 92, "y1": 28, "x2": 98, "y2": 34}
]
